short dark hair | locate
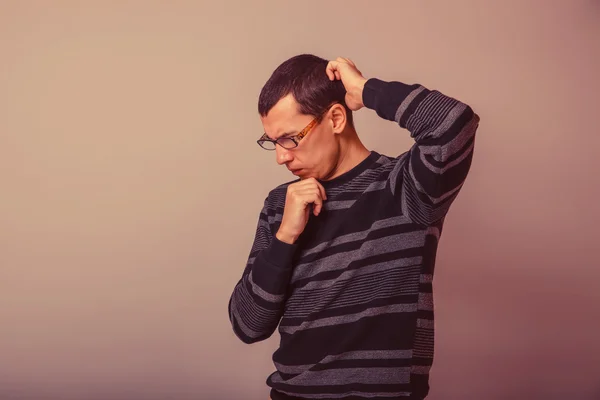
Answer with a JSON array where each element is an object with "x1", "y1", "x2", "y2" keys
[{"x1": 258, "y1": 54, "x2": 354, "y2": 126}]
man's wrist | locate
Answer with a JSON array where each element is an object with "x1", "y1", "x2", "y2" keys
[
  {"x1": 356, "y1": 77, "x2": 367, "y2": 109},
  {"x1": 276, "y1": 229, "x2": 297, "y2": 245}
]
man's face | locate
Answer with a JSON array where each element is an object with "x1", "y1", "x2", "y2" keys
[{"x1": 260, "y1": 94, "x2": 339, "y2": 180}]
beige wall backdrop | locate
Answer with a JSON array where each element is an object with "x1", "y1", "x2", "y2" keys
[{"x1": 1, "y1": 1, "x2": 599, "y2": 399}]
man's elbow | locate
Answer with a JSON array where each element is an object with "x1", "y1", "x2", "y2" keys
[
  {"x1": 229, "y1": 312, "x2": 276, "y2": 344},
  {"x1": 231, "y1": 324, "x2": 275, "y2": 344}
]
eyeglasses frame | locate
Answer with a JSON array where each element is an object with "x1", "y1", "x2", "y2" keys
[{"x1": 256, "y1": 103, "x2": 337, "y2": 151}]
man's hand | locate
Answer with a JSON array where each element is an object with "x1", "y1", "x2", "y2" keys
[
  {"x1": 276, "y1": 178, "x2": 327, "y2": 244},
  {"x1": 326, "y1": 57, "x2": 368, "y2": 111}
]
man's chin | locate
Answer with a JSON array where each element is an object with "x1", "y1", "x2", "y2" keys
[
  {"x1": 290, "y1": 168, "x2": 318, "y2": 180},
  {"x1": 292, "y1": 169, "x2": 307, "y2": 178},
  {"x1": 298, "y1": 172, "x2": 315, "y2": 180}
]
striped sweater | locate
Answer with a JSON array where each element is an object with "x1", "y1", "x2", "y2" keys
[{"x1": 228, "y1": 78, "x2": 480, "y2": 400}]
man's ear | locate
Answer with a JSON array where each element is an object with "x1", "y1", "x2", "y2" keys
[{"x1": 329, "y1": 104, "x2": 347, "y2": 134}]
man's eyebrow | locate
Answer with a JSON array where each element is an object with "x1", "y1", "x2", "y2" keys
[
  {"x1": 265, "y1": 130, "x2": 297, "y2": 140},
  {"x1": 268, "y1": 131, "x2": 296, "y2": 140}
]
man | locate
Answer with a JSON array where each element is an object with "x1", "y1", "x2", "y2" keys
[{"x1": 228, "y1": 54, "x2": 479, "y2": 400}]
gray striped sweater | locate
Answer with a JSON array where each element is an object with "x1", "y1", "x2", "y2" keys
[{"x1": 229, "y1": 78, "x2": 480, "y2": 400}]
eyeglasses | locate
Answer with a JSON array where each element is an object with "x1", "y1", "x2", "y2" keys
[{"x1": 257, "y1": 104, "x2": 335, "y2": 151}]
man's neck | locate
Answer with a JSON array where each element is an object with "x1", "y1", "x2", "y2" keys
[{"x1": 325, "y1": 132, "x2": 371, "y2": 181}]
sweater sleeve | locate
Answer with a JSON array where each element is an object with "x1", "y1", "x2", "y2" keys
[
  {"x1": 228, "y1": 197, "x2": 297, "y2": 344},
  {"x1": 362, "y1": 78, "x2": 480, "y2": 226}
]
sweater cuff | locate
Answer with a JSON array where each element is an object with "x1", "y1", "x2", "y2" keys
[
  {"x1": 262, "y1": 236, "x2": 297, "y2": 269},
  {"x1": 362, "y1": 78, "x2": 386, "y2": 110}
]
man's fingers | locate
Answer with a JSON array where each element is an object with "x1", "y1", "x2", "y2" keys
[
  {"x1": 313, "y1": 202, "x2": 322, "y2": 216},
  {"x1": 326, "y1": 68, "x2": 334, "y2": 81},
  {"x1": 298, "y1": 192, "x2": 322, "y2": 212},
  {"x1": 297, "y1": 178, "x2": 327, "y2": 200},
  {"x1": 327, "y1": 59, "x2": 351, "y2": 82},
  {"x1": 292, "y1": 187, "x2": 325, "y2": 216},
  {"x1": 295, "y1": 188, "x2": 321, "y2": 199},
  {"x1": 327, "y1": 58, "x2": 356, "y2": 82},
  {"x1": 315, "y1": 181, "x2": 327, "y2": 200},
  {"x1": 311, "y1": 196, "x2": 323, "y2": 216},
  {"x1": 336, "y1": 56, "x2": 355, "y2": 67},
  {"x1": 326, "y1": 60, "x2": 339, "y2": 80}
]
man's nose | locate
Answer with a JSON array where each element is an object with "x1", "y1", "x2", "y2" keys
[{"x1": 276, "y1": 146, "x2": 292, "y2": 165}]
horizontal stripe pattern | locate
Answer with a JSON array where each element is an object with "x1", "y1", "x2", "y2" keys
[
  {"x1": 270, "y1": 367, "x2": 411, "y2": 385},
  {"x1": 229, "y1": 78, "x2": 478, "y2": 400},
  {"x1": 275, "y1": 350, "x2": 414, "y2": 375}
]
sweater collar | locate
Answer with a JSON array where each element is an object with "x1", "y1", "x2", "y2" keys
[{"x1": 318, "y1": 151, "x2": 380, "y2": 189}]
